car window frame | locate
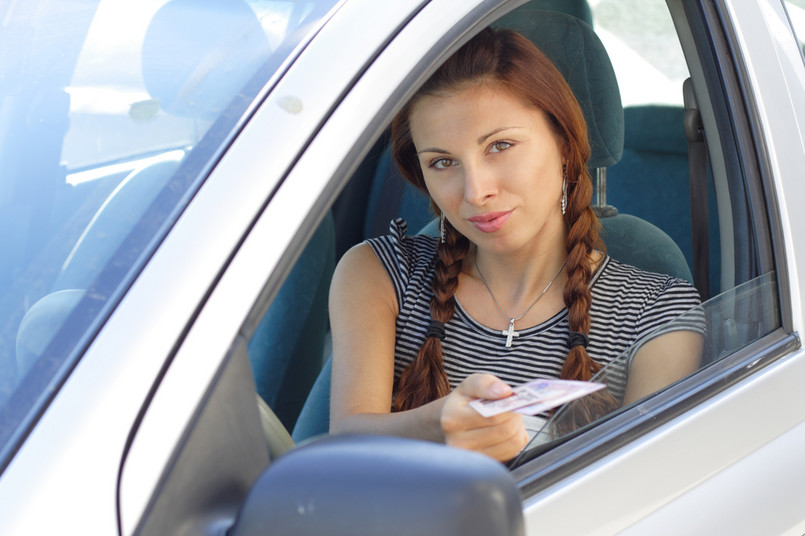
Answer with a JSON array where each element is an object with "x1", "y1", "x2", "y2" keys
[
  {"x1": 222, "y1": 0, "x2": 795, "y2": 488},
  {"x1": 123, "y1": 0, "x2": 799, "y2": 523},
  {"x1": 114, "y1": 0, "x2": 440, "y2": 532},
  {"x1": 512, "y1": 0, "x2": 794, "y2": 489}
]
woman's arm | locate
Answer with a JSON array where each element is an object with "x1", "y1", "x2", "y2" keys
[
  {"x1": 328, "y1": 243, "x2": 528, "y2": 461},
  {"x1": 621, "y1": 329, "x2": 704, "y2": 406}
]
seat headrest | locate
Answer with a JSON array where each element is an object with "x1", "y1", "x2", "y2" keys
[
  {"x1": 507, "y1": 0, "x2": 594, "y2": 26},
  {"x1": 494, "y1": 10, "x2": 623, "y2": 168},
  {"x1": 624, "y1": 105, "x2": 687, "y2": 154}
]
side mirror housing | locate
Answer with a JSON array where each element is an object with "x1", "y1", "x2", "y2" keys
[{"x1": 230, "y1": 435, "x2": 524, "y2": 536}]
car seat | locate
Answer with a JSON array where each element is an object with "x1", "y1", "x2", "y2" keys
[
  {"x1": 294, "y1": 7, "x2": 694, "y2": 443},
  {"x1": 293, "y1": 4, "x2": 689, "y2": 441},
  {"x1": 13, "y1": 154, "x2": 185, "y2": 380},
  {"x1": 608, "y1": 104, "x2": 719, "y2": 289},
  {"x1": 248, "y1": 211, "x2": 335, "y2": 431}
]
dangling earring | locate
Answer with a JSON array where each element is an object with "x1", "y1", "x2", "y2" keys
[
  {"x1": 561, "y1": 170, "x2": 568, "y2": 216},
  {"x1": 439, "y1": 213, "x2": 446, "y2": 243}
]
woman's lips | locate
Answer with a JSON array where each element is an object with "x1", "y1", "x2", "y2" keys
[{"x1": 467, "y1": 210, "x2": 512, "y2": 233}]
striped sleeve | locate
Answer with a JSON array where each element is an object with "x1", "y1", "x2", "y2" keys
[
  {"x1": 364, "y1": 218, "x2": 438, "y2": 314},
  {"x1": 635, "y1": 277, "x2": 704, "y2": 341}
]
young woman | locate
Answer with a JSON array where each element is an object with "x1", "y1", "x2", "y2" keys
[{"x1": 329, "y1": 27, "x2": 702, "y2": 462}]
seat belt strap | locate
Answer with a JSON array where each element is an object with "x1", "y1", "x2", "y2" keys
[{"x1": 683, "y1": 78, "x2": 711, "y2": 301}]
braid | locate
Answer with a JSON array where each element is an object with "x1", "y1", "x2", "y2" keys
[
  {"x1": 393, "y1": 220, "x2": 469, "y2": 411},
  {"x1": 388, "y1": 27, "x2": 620, "y2": 422},
  {"x1": 560, "y1": 168, "x2": 603, "y2": 381},
  {"x1": 553, "y1": 168, "x2": 621, "y2": 435}
]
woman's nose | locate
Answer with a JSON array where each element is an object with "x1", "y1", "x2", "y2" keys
[{"x1": 463, "y1": 163, "x2": 498, "y2": 205}]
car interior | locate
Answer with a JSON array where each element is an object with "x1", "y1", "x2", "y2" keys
[
  {"x1": 131, "y1": 0, "x2": 795, "y2": 527},
  {"x1": 250, "y1": 0, "x2": 740, "y2": 455},
  {"x1": 1, "y1": 0, "x2": 783, "y2": 508},
  {"x1": 1, "y1": 1, "x2": 798, "y2": 534}
]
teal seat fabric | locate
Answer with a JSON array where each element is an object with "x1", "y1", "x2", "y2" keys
[
  {"x1": 248, "y1": 211, "x2": 335, "y2": 432},
  {"x1": 363, "y1": 147, "x2": 434, "y2": 240},
  {"x1": 291, "y1": 355, "x2": 332, "y2": 443},
  {"x1": 607, "y1": 105, "x2": 719, "y2": 291},
  {"x1": 505, "y1": 0, "x2": 593, "y2": 25},
  {"x1": 599, "y1": 214, "x2": 692, "y2": 282}
]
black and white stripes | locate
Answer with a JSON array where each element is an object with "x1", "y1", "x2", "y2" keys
[{"x1": 367, "y1": 219, "x2": 703, "y2": 401}]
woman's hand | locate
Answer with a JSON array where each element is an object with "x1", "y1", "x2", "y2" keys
[{"x1": 440, "y1": 373, "x2": 529, "y2": 462}]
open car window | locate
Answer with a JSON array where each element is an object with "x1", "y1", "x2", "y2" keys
[
  {"x1": 236, "y1": 0, "x2": 787, "y2": 487},
  {"x1": 511, "y1": 270, "x2": 780, "y2": 467}
]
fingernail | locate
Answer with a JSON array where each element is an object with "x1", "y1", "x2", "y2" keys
[{"x1": 491, "y1": 382, "x2": 511, "y2": 397}]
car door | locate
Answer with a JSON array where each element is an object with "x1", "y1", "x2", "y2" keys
[
  {"x1": 126, "y1": 0, "x2": 805, "y2": 534},
  {"x1": 9, "y1": 0, "x2": 798, "y2": 534},
  {"x1": 512, "y1": 0, "x2": 805, "y2": 534},
  {"x1": 122, "y1": 0, "x2": 805, "y2": 534}
]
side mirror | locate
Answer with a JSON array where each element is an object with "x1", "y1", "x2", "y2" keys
[{"x1": 229, "y1": 435, "x2": 524, "y2": 536}]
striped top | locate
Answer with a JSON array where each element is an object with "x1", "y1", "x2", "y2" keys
[{"x1": 366, "y1": 219, "x2": 703, "y2": 401}]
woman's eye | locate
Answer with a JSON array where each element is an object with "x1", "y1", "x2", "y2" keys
[
  {"x1": 430, "y1": 157, "x2": 456, "y2": 169},
  {"x1": 490, "y1": 141, "x2": 512, "y2": 153}
]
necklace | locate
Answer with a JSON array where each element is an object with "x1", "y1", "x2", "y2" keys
[{"x1": 474, "y1": 256, "x2": 567, "y2": 348}]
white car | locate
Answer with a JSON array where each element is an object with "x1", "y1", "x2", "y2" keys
[{"x1": 0, "y1": 0, "x2": 804, "y2": 534}]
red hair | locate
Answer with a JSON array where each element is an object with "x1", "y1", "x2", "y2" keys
[{"x1": 391, "y1": 27, "x2": 604, "y2": 412}]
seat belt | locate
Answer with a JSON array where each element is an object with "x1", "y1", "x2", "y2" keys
[{"x1": 683, "y1": 78, "x2": 711, "y2": 301}]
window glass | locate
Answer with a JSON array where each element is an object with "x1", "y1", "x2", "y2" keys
[
  {"x1": 0, "y1": 0, "x2": 338, "y2": 469},
  {"x1": 589, "y1": 0, "x2": 722, "y2": 294},
  {"x1": 591, "y1": 0, "x2": 689, "y2": 106},
  {"x1": 512, "y1": 271, "x2": 780, "y2": 467}
]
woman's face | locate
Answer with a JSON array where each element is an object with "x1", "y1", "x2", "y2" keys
[{"x1": 409, "y1": 83, "x2": 566, "y2": 256}]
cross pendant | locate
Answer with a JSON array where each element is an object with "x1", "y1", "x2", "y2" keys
[{"x1": 501, "y1": 319, "x2": 519, "y2": 348}]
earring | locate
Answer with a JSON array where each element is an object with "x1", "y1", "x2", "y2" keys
[
  {"x1": 439, "y1": 213, "x2": 446, "y2": 243},
  {"x1": 561, "y1": 179, "x2": 568, "y2": 216}
]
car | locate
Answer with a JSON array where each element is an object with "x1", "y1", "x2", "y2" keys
[{"x1": 0, "y1": 0, "x2": 804, "y2": 534}]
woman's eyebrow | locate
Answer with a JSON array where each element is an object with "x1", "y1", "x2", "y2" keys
[
  {"x1": 416, "y1": 126, "x2": 524, "y2": 155},
  {"x1": 477, "y1": 126, "x2": 522, "y2": 144},
  {"x1": 416, "y1": 147, "x2": 449, "y2": 155}
]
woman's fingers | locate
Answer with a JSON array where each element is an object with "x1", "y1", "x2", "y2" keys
[
  {"x1": 440, "y1": 373, "x2": 529, "y2": 461},
  {"x1": 454, "y1": 372, "x2": 513, "y2": 400},
  {"x1": 477, "y1": 424, "x2": 530, "y2": 462},
  {"x1": 445, "y1": 412, "x2": 527, "y2": 451}
]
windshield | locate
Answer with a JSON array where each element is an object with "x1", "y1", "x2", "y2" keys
[{"x1": 0, "y1": 0, "x2": 339, "y2": 468}]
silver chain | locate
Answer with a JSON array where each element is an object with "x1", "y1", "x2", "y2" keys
[{"x1": 473, "y1": 256, "x2": 567, "y2": 326}]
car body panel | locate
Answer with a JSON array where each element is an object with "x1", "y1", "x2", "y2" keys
[
  {"x1": 722, "y1": 0, "x2": 805, "y2": 332},
  {"x1": 518, "y1": 0, "x2": 805, "y2": 533},
  {"x1": 1, "y1": 0, "x2": 804, "y2": 534},
  {"x1": 520, "y1": 337, "x2": 805, "y2": 534}
]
